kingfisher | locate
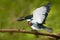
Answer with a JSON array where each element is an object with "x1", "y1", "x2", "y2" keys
[{"x1": 17, "y1": 2, "x2": 53, "y2": 33}]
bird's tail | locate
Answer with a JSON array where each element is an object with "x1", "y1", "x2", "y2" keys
[
  {"x1": 37, "y1": 24, "x2": 53, "y2": 33},
  {"x1": 45, "y1": 27, "x2": 53, "y2": 33}
]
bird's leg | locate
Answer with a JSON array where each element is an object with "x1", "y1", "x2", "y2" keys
[
  {"x1": 27, "y1": 21, "x2": 39, "y2": 33},
  {"x1": 28, "y1": 22, "x2": 39, "y2": 37},
  {"x1": 31, "y1": 29, "x2": 39, "y2": 38},
  {"x1": 31, "y1": 30, "x2": 38, "y2": 33}
]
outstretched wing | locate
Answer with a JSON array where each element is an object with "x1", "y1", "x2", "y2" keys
[{"x1": 32, "y1": 3, "x2": 52, "y2": 24}]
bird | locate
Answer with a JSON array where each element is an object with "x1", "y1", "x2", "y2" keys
[{"x1": 17, "y1": 2, "x2": 53, "y2": 33}]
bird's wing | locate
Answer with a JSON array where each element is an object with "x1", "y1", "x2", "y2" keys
[{"x1": 32, "y1": 6, "x2": 48, "y2": 24}]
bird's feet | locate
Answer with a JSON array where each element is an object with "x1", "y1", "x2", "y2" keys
[
  {"x1": 31, "y1": 30, "x2": 39, "y2": 38},
  {"x1": 31, "y1": 30, "x2": 38, "y2": 33}
]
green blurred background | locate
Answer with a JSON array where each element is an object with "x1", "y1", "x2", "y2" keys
[{"x1": 0, "y1": 0, "x2": 60, "y2": 40}]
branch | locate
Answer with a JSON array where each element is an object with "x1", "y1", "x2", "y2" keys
[{"x1": 0, "y1": 29, "x2": 60, "y2": 38}]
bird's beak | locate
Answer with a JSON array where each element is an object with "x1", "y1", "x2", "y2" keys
[{"x1": 17, "y1": 18, "x2": 25, "y2": 21}]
